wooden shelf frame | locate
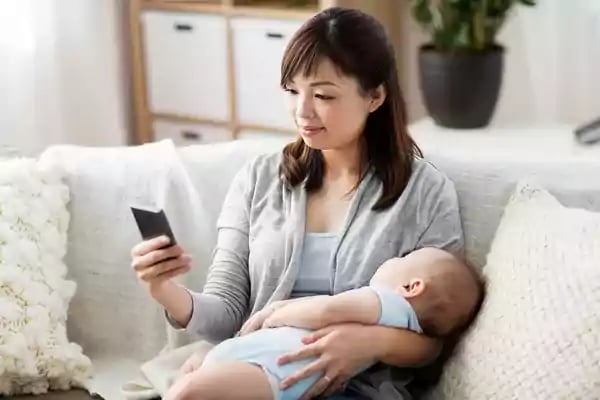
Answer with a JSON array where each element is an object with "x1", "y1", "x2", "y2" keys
[{"x1": 128, "y1": 0, "x2": 399, "y2": 144}]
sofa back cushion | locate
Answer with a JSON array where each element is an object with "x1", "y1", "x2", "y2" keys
[
  {"x1": 37, "y1": 139, "x2": 289, "y2": 364},
  {"x1": 426, "y1": 152, "x2": 600, "y2": 268}
]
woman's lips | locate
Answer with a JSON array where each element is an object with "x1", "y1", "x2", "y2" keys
[{"x1": 300, "y1": 126, "x2": 325, "y2": 137}]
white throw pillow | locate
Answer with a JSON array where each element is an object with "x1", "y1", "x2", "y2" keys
[
  {"x1": 431, "y1": 181, "x2": 600, "y2": 399},
  {"x1": 0, "y1": 158, "x2": 92, "y2": 395}
]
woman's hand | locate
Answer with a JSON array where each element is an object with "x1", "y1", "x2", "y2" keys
[
  {"x1": 130, "y1": 236, "x2": 192, "y2": 295},
  {"x1": 278, "y1": 323, "x2": 377, "y2": 400}
]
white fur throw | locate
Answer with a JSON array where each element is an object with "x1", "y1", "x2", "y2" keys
[
  {"x1": 0, "y1": 158, "x2": 92, "y2": 395},
  {"x1": 431, "y1": 181, "x2": 600, "y2": 399}
]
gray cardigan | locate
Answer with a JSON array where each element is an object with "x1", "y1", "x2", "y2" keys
[{"x1": 173, "y1": 152, "x2": 464, "y2": 398}]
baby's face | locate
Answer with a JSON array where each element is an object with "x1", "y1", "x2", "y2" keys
[
  {"x1": 370, "y1": 258, "x2": 403, "y2": 290},
  {"x1": 369, "y1": 257, "x2": 429, "y2": 294},
  {"x1": 370, "y1": 252, "x2": 440, "y2": 296}
]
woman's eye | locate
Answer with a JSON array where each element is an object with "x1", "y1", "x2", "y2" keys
[
  {"x1": 315, "y1": 94, "x2": 335, "y2": 100},
  {"x1": 283, "y1": 87, "x2": 298, "y2": 95}
]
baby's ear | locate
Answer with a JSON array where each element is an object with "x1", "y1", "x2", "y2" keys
[{"x1": 397, "y1": 278, "x2": 425, "y2": 298}]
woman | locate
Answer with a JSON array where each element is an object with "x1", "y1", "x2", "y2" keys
[{"x1": 130, "y1": 7, "x2": 463, "y2": 399}]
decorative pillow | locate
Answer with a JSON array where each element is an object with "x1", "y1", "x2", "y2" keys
[
  {"x1": 0, "y1": 158, "x2": 92, "y2": 395},
  {"x1": 431, "y1": 181, "x2": 600, "y2": 399}
]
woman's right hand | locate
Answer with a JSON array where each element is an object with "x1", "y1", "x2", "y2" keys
[{"x1": 130, "y1": 235, "x2": 192, "y2": 296}]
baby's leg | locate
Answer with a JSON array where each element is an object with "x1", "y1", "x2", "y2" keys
[{"x1": 167, "y1": 361, "x2": 274, "y2": 400}]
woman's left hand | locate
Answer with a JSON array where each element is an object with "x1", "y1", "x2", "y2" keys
[{"x1": 277, "y1": 323, "x2": 378, "y2": 400}]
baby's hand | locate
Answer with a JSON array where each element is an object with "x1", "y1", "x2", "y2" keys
[
  {"x1": 238, "y1": 300, "x2": 291, "y2": 335},
  {"x1": 262, "y1": 299, "x2": 327, "y2": 330},
  {"x1": 261, "y1": 307, "x2": 288, "y2": 328},
  {"x1": 239, "y1": 308, "x2": 273, "y2": 336}
]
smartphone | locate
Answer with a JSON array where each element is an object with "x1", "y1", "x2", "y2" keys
[
  {"x1": 130, "y1": 206, "x2": 177, "y2": 246},
  {"x1": 574, "y1": 116, "x2": 600, "y2": 145}
]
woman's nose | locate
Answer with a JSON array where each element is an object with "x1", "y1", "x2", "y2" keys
[{"x1": 295, "y1": 94, "x2": 315, "y2": 120}]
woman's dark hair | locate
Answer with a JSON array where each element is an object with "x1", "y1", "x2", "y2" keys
[{"x1": 279, "y1": 7, "x2": 422, "y2": 210}]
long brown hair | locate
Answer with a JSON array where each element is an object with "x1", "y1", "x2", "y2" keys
[{"x1": 279, "y1": 7, "x2": 422, "y2": 210}]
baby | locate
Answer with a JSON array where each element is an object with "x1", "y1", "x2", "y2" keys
[{"x1": 167, "y1": 248, "x2": 482, "y2": 400}]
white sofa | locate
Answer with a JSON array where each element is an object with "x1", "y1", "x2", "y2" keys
[{"x1": 17, "y1": 137, "x2": 600, "y2": 400}]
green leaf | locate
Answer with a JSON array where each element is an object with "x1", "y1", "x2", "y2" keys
[
  {"x1": 412, "y1": 0, "x2": 433, "y2": 26},
  {"x1": 455, "y1": 22, "x2": 472, "y2": 48},
  {"x1": 412, "y1": 0, "x2": 536, "y2": 50}
]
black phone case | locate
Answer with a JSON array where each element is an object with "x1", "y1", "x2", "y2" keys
[
  {"x1": 130, "y1": 207, "x2": 177, "y2": 246},
  {"x1": 574, "y1": 116, "x2": 600, "y2": 145}
]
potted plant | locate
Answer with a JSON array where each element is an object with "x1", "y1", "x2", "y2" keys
[{"x1": 410, "y1": 0, "x2": 536, "y2": 129}]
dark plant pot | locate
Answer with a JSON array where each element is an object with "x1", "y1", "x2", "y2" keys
[{"x1": 418, "y1": 45, "x2": 504, "y2": 129}]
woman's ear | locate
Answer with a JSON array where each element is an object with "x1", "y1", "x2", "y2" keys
[
  {"x1": 397, "y1": 278, "x2": 426, "y2": 298},
  {"x1": 368, "y1": 84, "x2": 386, "y2": 113}
]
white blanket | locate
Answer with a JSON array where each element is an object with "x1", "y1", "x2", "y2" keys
[{"x1": 121, "y1": 340, "x2": 214, "y2": 400}]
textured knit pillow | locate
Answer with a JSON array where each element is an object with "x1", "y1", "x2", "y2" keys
[
  {"x1": 0, "y1": 158, "x2": 92, "y2": 395},
  {"x1": 431, "y1": 181, "x2": 600, "y2": 399}
]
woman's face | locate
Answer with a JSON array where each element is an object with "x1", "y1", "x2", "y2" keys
[{"x1": 283, "y1": 58, "x2": 384, "y2": 151}]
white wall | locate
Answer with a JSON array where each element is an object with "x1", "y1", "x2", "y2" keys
[
  {"x1": 0, "y1": 0, "x2": 129, "y2": 156},
  {"x1": 3, "y1": 0, "x2": 598, "y2": 155},
  {"x1": 52, "y1": 0, "x2": 130, "y2": 147},
  {"x1": 397, "y1": 1, "x2": 428, "y2": 122},
  {"x1": 398, "y1": 0, "x2": 600, "y2": 125},
  {"x1": 0, "y1": 1, "x2": 38, "y2": 155}
]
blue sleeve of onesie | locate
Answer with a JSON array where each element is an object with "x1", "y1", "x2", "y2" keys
[{"x1": 369, "y1": 286, "x2": 423, "y2": 333}]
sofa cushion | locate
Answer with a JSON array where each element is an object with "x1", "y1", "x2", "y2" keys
[
  {"x1": 425, "y1": 152, "x2": 600, "y2": 269},
  {"x1": 0, "y1": 158, "x2": 92, "y2": 395},
  {"x1": 430, "y1": 181, "x2": 600, "y2": 399}
]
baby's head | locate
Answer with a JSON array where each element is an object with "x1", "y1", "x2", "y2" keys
[{"x1": 370, "y1": 248, "x2": 482, "y2": 337}]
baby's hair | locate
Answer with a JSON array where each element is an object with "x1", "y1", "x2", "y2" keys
[{"x1": 418, "y1": 256, "x2": 484, "y2": 338}]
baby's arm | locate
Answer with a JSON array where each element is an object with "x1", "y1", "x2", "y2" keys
[
  {"x1": 316, "y1": 287, "x2": 381, "y2": 325},
  {"x1": 239, "y1": 296, "x2": 332, "y2": 335},
  {"x1": 270, "y1": 295, "x2": 329, "y2": 309},
  {"x1": 263, "y1": 288, "x2": 381, "y2": 330}
]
